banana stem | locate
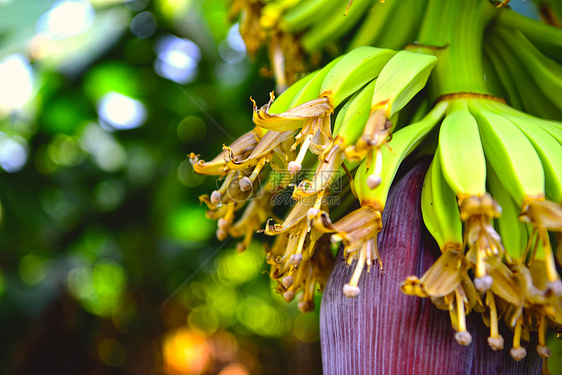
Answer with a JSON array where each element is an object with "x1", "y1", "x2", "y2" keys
[{"x1": 416, "y1": 0, "x2": 497, "y2": 100}]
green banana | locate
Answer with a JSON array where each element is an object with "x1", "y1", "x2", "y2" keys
[
  {"x1": 421, "y1": 151, "x2": 464, "y2": 251},
  {"x1": 281, "y1": 0, "x2": 341, "y2": 33},
  {"x1": 486, "y1": 101, "x2": 562, "y2": 204},
  {"x1": 302, "y1": 0, "x2": 372, "y2": 52},
  {"x1": 487, "y1": 162, "x2": 528, "y2": 261},
  {"x1": 482, "y1": 40, "x2": 524, "y2": 110},
  {"x1": 320, "y1": 46, "x2": 397, "y2": 108},
  {"x1": 267, "y1": 68, "x2": 319, "y2": 115},
  {"x1": 287, "y1": 56, "x2": 342, "y2": 108},
  {"x1": 496, "y1": 7, "x2": 562, "y2": 64},
  {"x1": 348, "y1": 0, "x2": 400, "y2": 50},
  {"x1": 437, "y1": 100, "x2": 487, "y2": 199},
  {"x1": 370, "y1": 0, "x2": 427, "y2": 50},
  {"x1": 355, "y1": 101, "x2": 448, "y2": 210},
  {"x1": 491, "y1": 26, "x2": 562, "y2": 118},
  {"x1": 332, "y1": 78, "x2": 377, "y2": 145},
  {"x1": 469, "y1": 100, "x2": 545, "y2": 208},
  {"x1": 371, "y1": 50, "x2": 437, "y2": 117},
  {"x1": 486, "y1": 28, "x2": 562, "y2": 120}
]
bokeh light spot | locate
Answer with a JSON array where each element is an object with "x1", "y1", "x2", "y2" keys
[
  {"x1": 130, "y1": 11, "x2": 156, "y2": 39},
  {"x1": 0, "y1": 133, "x2": 28, "y2": 173},
  {"x1": 218, "y1": 363, "x2": 249, "y2": 375},
  {"x1": 218, "y1": 25, "x2": 246, "y2": 64},
  {"x1": 18, "y1": 253, "x2": 47, "y2": 286},
  {"x1": 177, "y1": 160, "x2": 205, "y2": 187},
  {"x1": 80, "y1": 123, "x2": 127, "y2": 172},
  {"x1": 154, "y1": 35, "x2": 200, "y2": 84},
  {"x1": 177, "y1": 116, "x2": 205, "y2": 143},
  {"x1": 217, "y1": 243, "x2": 263, "y2": 285},
  {"x1": 97, "y1": 338, "x2": 127, "y2": 367},
  {"x1": 292, "y1": 312, "x2": 320, "y2": 343},
  {"x1": 36, "y1": 0, "x2": 95, "y2": 39},
  {"x1": 188, "y1": 305, "x2": 220, "y2": 334},
  {"x1": 236, "y1": 296, "x2": 288, "y2": 337},
  {"x1": 168, "y1": 205, "x2": 214, "y2": 243},
  {"x1": 97, "y1": 91, "x2": 147, "y2": 130},
  {"x1": 48, "y1": 134, "x2": 85, "y2": 166},
  {"x1": 0, "y1": 54, "x2": 34, "y2": 114},
  {"x1": 162, "y1": 327, "x2": 210, "y2": 375},
  {"x1": 92, "y1": 180, "x2": 125, "y2": 212}
]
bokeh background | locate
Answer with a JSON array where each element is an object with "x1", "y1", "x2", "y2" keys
[{"x1": 0, "y1": 1, "x2": 322, "y2": 374}]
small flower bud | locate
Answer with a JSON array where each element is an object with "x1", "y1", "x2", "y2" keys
[
  {"x1": 283, "y1": 291, "x2": 295, "y2": 302},
  {"x1": 218, "y1": 218, "x2": 229, "y2": 231},
  {"x1": 239, "y1": 177, "x2": 253, "y2": 192},
  {"x1": 343, "y1": 284, "x2": 360, "y2": 298},
  {"x1": 487, "y1": 336, "x2": 504, "y2": 350},
  {"x1": 366, "y1": 175, "x2": 382, "y2": 189},
  {"x1": 298, "y1": 300, "x2": 314, "y2": 313},
  {"x1": 474, "y1": 276, "x2": 493, "y2": 293},
  {"x1": 537, "y1": 345, "x2": 552, "y2": 359},
  {"x1": 510, "y1": 347, "x2": 527, "y2": 361},
  {"x1": 210, "y1": 190, "x2": 222, "y2": 205},
  {"x1": 454, "y1": 331, "x2": 472, "y2": 346},
  {"x1": 547, "y1": 280, "x2": 562, "y2": 297},
  {"x1": 282, "y1": 275, "x2": 293, "y2": 289},
  {"x1": 289, "y1": 253, "x2": 303, "y2": 267},
  {"x1": 236, "y1": 242, "x2": 247, "y2": 252},
  {"x1": 307, "y1": 208, "x2": 320, "y2": 220},
  {"x1": 216, "y1": 228, "x2": 228, "y2": 241},
  {"x1": 288, "y1": 161, "x2": 302, "y2": 175}
]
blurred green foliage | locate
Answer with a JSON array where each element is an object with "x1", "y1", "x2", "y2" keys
[{"x1": 0, "y1": 1, "x2": 321, "y2": 373}]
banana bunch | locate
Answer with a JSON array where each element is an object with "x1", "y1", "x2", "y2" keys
[
  {"x1": 194, "y1": 0, "x2": 562, "y2": 366},
  {"x1": 191, "y1": 46, "x2": 438, "y2": 310},
  {"x1": 399, "y1": 96, "x2": 562, "y2": 359}
]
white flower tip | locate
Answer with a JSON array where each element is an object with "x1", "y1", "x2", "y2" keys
[
  {"x1": 547, "y1": 280, "x2": 562, "y2": 297},
  {"x1": 282, "y1": 275, "x2": 293, "y2": 289},
  {"x1": 474, "y1": 276, "x2": 493, "y2": 293},
  {"x1": 283, "y1": 291, "x2": 295, "y2": 302},
  {"x1": 289, "y1": 253, "x2": 303, "y2": 267},
  {"x1": 217, "y1": 218, "x2": 229, "y2": 231},
  {"x1": 307, "y1": 208, "x2": 321, "y2": 220},
  {"x1": 488, "y1": 336, "x2": 504, "y2": 351},
  {"x1": 454, "y1": 331, "x2": 472, "y2": 346},
  {"x1": 216, "y1": 228, "x2": 228, "y2": 241},
  {"x1": 510, "y1": 347, "x2": 527, "y2": 361},
  {"x1": 343, "y1": 284, "x2": 360, "y2": 298},
  {"x1": 537, "y1": 345, "x2": 552, "y2": 359},
  {"x1": 288, "y1": 161, "x2": 302, "y2": 175},
  {"x1": 298, "y1": 300, "x2": 314, "y2": 313},
  {"x1": 366, "y1": 175, "x2": 382, "y2": 189},
  {"x1": 239, "y1": 177, "x2": 253, "y2": 192},
  {"x1": 210, "y1": 190, "x2": 222, "y2": 205}
]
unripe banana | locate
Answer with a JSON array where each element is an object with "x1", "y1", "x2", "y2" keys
[
  {"x1": 487, "y1": 101, "x2": 562, "y2": 204},
  {"x1": 348, "y1": 0, "x2": 399, "y2": 50},
  {"x1": 301, "y1": 0, "x2": 372, "y2": 52},
  {"x1": 281, "y1": 0, "x2": 340, "y2": 33},
  {"x1": 468, "y1": 100, "x2": 545, "y2": 207},
  {"x1": 355, "y1": 101, "x2": 448, "y2": 210},
  {"x1": 267, "y1": 68, "x2": 319, "y2": 115},
  {"x1": 320, "y1": 46, "x2": 397, "y2": 108},
  {"x1": 287, "y1": 56, "x2": 343, "y2": 109},
  {"x1": 487, "y1": 162, "x2": 528, "y2": 261},
  {"x1": 371, "y1": 50, "x2": 438, "y2": 118},
  {"x1": 421, "y1": 151, "x2": 463, "y2": 251},
  {"x1": 438, "y1": 100, "x2": 487, "y2": 199},
  {"x1": 332, "y1": 79, "x2": 377, "y2": 145}
]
